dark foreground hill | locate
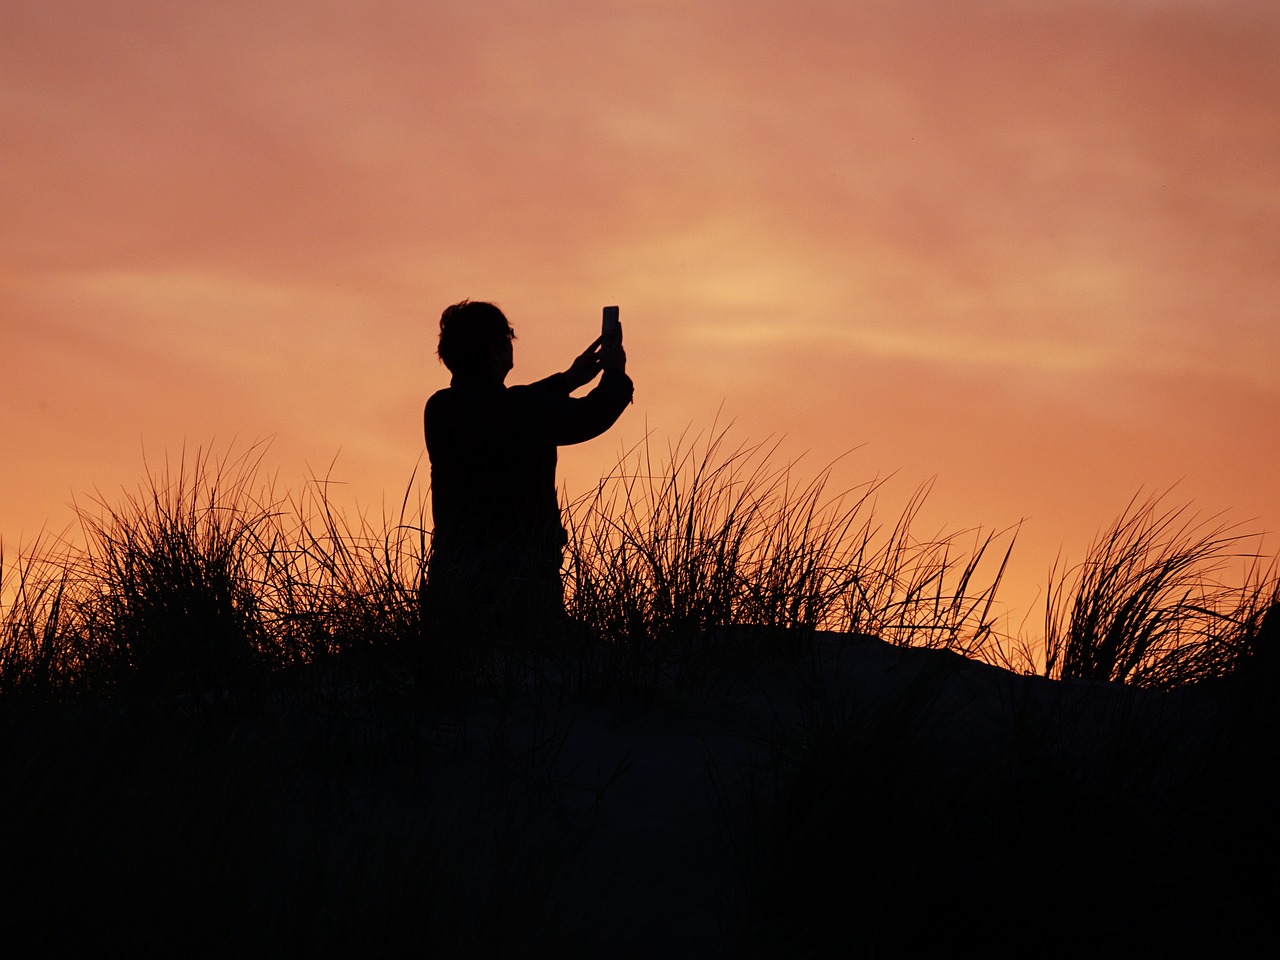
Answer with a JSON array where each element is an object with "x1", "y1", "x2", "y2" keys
[{"x1": 1, "y1": 631, "x2": 1275, "y2": 958}]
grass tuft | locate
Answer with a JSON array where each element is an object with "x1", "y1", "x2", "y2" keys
[
  {"x1": 1043, "y1": 490, "x2": 1279, "y2": 688},
  {"x1": 563, "y1": 426, "x2": 1014, "y2": 694}
]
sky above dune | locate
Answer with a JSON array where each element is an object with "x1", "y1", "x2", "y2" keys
[{"x1": 3, "y1": 0, "x2": 1278, "y2": 632}]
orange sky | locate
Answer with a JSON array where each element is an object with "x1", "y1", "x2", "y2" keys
[{"x1": 4, "y1": 0, "x2": 1278, "y2": 635}]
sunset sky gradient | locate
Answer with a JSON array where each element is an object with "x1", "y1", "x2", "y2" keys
[{"x1": 4, "y1": 0, "x2": 1277, "y2": 629}]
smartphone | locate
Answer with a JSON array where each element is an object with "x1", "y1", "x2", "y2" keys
[{"x1": 602, "y1": 305, "x2": 621, "y2": 347}]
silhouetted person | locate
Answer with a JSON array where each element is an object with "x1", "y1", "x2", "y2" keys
[{"x1": 421, "y1": 300, "x2": 632, "y2": 659}]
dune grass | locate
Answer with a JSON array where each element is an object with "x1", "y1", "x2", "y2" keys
[
  {"x1": 1041, "y1": 490, "x2": 1279, "y2": 689},
  {"x1": 0, "y1": 442, "x2": 432, "y2": 708},
  {"x1": 1, "y1": 429, "x2": 1024, "y2": 706},
  {"x1": 2, "y1": 430, "x2": 1277, "y2": 955},
  {"x1": 6, "y1": 430, "x2": 1271, "y2": 706},
  {"x1": 562, "y1": 427, "x2": 1016, "y2": 696}
]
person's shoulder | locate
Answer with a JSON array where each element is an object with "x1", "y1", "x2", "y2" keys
[{"x1": 425, "y1": 387, "x2": 462, "y2": 426}]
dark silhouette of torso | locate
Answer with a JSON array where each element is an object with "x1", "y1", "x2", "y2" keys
[{"x1": 424, "y1": 367, "x2": 633, "y2": 603}]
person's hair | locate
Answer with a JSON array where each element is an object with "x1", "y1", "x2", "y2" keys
[{"x1": 437, "y1": 300, "x2": 515, "y2": 375}]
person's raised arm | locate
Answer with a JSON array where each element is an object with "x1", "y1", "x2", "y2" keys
[{"x1": 549, "y1": 331, "x2": 631, "y2": 444}]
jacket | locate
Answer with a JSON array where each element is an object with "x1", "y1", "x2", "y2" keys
[{"x1": 424, "y1": 368, "x2": 634, "y2": 559}]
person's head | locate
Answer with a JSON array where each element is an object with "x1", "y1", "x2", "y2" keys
[{"x1": 437, "y1": 300, "x2": 515, "y2": 380}]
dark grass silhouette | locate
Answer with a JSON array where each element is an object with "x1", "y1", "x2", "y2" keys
[{"x1": 1, "y1": 431, "x2": 1276, "y2": 957}]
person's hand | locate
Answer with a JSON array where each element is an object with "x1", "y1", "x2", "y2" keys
[
  {"x1": 564, "y1": 338, "x2": 603, "y2": 390},
  {"x1": 600, "y1": 317, "x2": 626, "y2": 372},
  {"x1": 600, "y1": 339, "x2": 626, "y2": 373}
]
